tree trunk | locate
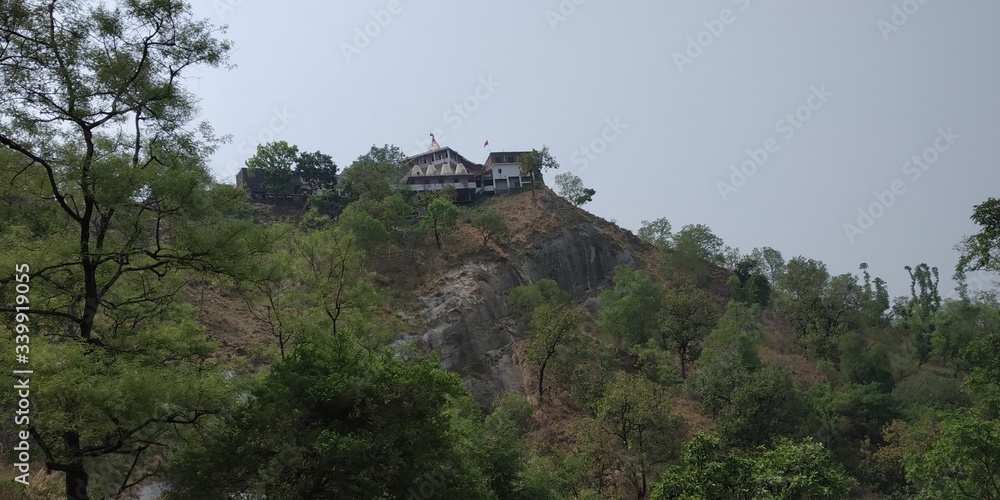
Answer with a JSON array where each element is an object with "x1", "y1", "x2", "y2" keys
[
  {"x1": 679, "y1": 346, "x2": 688, "y2": 379},
  {"x1": 537, "y1": 359, "x2": 548, "y2": 402},
  {"x1": 639, "y1": 463, "x2": 647, "y2": 500},
  {"x1": 62, "y1": 431, "x2": 89, "y2": 500},
  {"x1": 65, "y1": 464, "x2": 90, "y2": 500},
  {"x1": 434, "y1": 228, "x2": 442, "y2": 249}
]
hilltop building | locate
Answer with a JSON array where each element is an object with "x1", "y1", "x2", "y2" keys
[
  {"x1": 236, "y1": 167, "x2": 345, "y2": 205},
  {"x1": 235, "y1": 167, "x2": 307, "y2": 204},
  {"x1": 236, "y1": 135, "x2": 531, "y2": 204},
  {"x1": 482, "y1": 151, "x2": 532, "y2": 194},
  {"x1": 400, "y1": 134, "x2": 532, "y2": 202}
]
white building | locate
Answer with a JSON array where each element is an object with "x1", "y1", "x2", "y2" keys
[{"x1": 400, "y1": 134, "x2": 532, "y2": 202}]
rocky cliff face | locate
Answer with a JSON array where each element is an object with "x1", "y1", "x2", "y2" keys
[{"x1": 398, "y1": 197, "x2": 644, "y2": 405}]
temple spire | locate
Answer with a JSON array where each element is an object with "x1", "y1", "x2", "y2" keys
[{"x1": 428, "y1": 133, "x2": 440, "y2": 151}]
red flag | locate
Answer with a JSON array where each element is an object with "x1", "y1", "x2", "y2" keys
[{"x1": 483, "y1": 140, "x2": 489, "y2": 148}]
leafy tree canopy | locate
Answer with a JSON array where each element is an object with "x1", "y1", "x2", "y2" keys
[
  {"x1": 245, "y1": 141, "x2": 338, "y2": 195},
  {"x1": 554, "y1": 171, "x2": 595, "y2": 206},
  {"x1": 638, "y1": 217, "x2": 673, "y2": 249},
  {"x1": 165, "y1": 335, "x2": 493, "y2": 499},
  {"x1": 0, "y1": 1, "x2": 261, "y2": 497},
  {"x1": 957, "y1": 197, "x2": 1000, "y2": 274},
  {"x1": 422, "y1": 197, "x2": 459, "y2": 249},
  {"x1": 598, "y1": 266, "x2": 664, "y2": 349},
  {"x1": 471, "y1": 208, "x2": 511, "y2": 247},
  {"x1": 518, "y1": 145, "x2": 559, "y2": 199},
  {"x1": 653, "y1": 434, "x2": 854, "y2": 500}
]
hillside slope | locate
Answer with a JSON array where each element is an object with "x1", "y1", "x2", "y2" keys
[{"x1": 394, "y1": 189, "x2": 652, "y2": 404}]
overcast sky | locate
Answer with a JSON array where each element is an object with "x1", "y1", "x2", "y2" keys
[{"x1": 186, "y1": 0, "x2": 1000, "y2": 299}]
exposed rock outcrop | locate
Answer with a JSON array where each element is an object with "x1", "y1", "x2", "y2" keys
[{"x1": 398, "y1": 191, "x2": 645, "y2": 405}]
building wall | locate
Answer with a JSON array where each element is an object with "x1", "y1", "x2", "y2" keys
[{"x1": 490, "y1": 162, "x2": 530, "y2": 192}]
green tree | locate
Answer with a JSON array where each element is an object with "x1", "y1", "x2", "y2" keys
[
  {"x1": 295, "y1": 150, "x2": 338, "y2": 194},
  {"x1": 412, "y1": 184, "x2": 458, "y2": 209},
  {"x1": 954, "y1": 198, "x2": 1000, "y2": 413},
  {"x1": 659, "y1": 223, "x2": 725, "y2": 285},
  {"x1": 597, "y1": 266, "x2": 664, "y2": 350},
  {"x1": 653, "y1": 434, "x2": 854, "y2": 500},
  {"x1": 518, "y1": 145, "x2": 559, "y2": 200},
  {"x1": 348, "y1": 192, "x2": 418, "y2": 253},
  {"x1": 526, "y1": 304, "x2": 583, "y2": 401},
  {"x1": 963, "y1": 318, "x2": 1000, "y2": 415},
  {"x1": 227, "y1": 227, "x2": 299, "y2": 357},
  {"x1": 165, "y1": 335, "x2": 493, "y2": 499},
  {"x1": 340, "y1": 144, "x2": 407, "y2": 201},
  {"x1": 508, "y1": 279, "x2": 571, "y2": 318},
  {"x1": 773, "y1": 257, "x2": 862, "y2": 359},
  {"x1": 659, "y1": 285, "x2": 720, "y2": 379},
  {"x1": 243, "y1": 141, "x2": 338, "y2": 198},
  {"x1": 568, "y1": 417, "x2": 627, "y2": 496},
  {"x1": 775, "y1": 256, "x2": 831, "y2": 336},
  {"x1": 717, "y1": 365, "x2": 809, "y2": 448},
  {"x1": 808, "y1": 382, "x2": 898, "y2": 469},
  {"x1": 336, "y1": 205, "x2": 389, "y2": 255},
  {"x1": 292, "y1": 228, "x2": 392, "y2": 344},
  {"x1": 674, "y1": 224, "x2": 726, "y2": 265},
  {"x1": 750, "y1": 246, "x2": 787, "y2": 285},
  {"x1": 690, "y1": 302, "x2": 762, "y2": 413},
  {"x1": 422, "y1": 197, "x2": 459, "y2": 249},
  {"x1": 472, "y1": 397, "x2": 532, "y2": 498},
  {"x1": 554, "y1": 171, "x2": 595, "y2": 206},
  {"x1": 341, "y1": 161, "x2": 393, "y2": 201},
  {"x1": 0, "y1": 2, "x2": 249, "y2": 498},
  {"x1": 471, "y1": 208, "x2": 510, "y2": 247},
  {"x1": 246, "y1": 140, "x2": 300, "y2": 194},
  {"x1": 957, "y1": 197, "x2": 1000, "y2": 274},
  {"x1": 597, "y1": 372, "x2": 686, "y2": 498},
  {"x1": 305, "y1": 192, "x2": 348, "y2": 218},
  {"x1": 894, "y1": 263, "x2": 942, "y2": 365},
  {"x1": 932, "y1": 296, "x2": 997, "y2": 374},
  {"x1": 728, "y1": 256, "x2": 772, "y2": 307},
  {"x1": 354, "y1": 143, "x2": 407, "y2": 170},
  {"x1": 638, "y1": 217, "x2": 673, "y2": 249},
  {"x1": 838, "y1": 332, "x2": 894, "y2": 392},
  {"x1": 902, "y1": 410, "x2": 1000, "y2": 499},
  {"x1": 858, "y1": 263, "x2": 890, "y2": 328}
]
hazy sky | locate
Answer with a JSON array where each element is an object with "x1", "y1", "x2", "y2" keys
[{"x1": 186, "y1": 0, "x2": 1000, "y2": 299}]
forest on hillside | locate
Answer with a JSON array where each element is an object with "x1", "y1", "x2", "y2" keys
[{"x1": 2, "y1": 1, "x2": 1000, "y2": 499}]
